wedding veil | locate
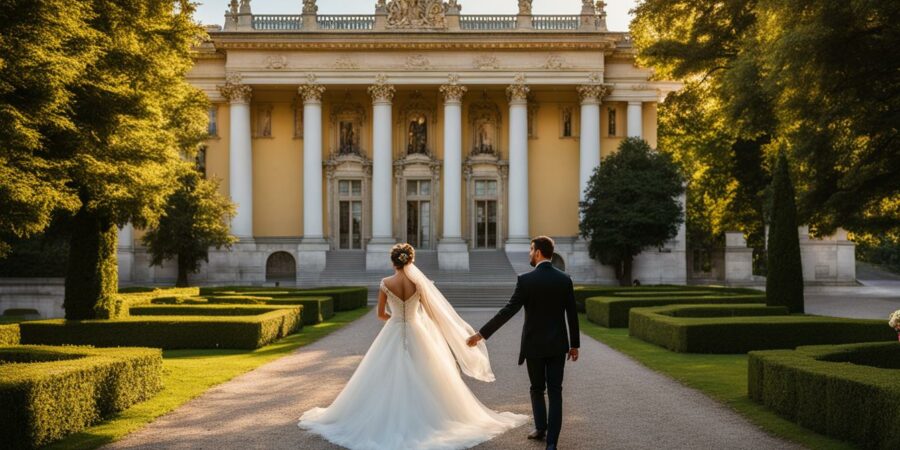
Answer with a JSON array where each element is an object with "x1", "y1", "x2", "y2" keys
[{"x1": 403, "y1": 263, "x2": 496, "y2": 382}]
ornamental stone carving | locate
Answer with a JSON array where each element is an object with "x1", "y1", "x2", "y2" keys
[
  {"x1": 368, "y1": 74, "x2": 396, "y2": 102},
  {"x1": 506, "y1": 73, "x2": 529, "y2": 102},
  {"x1": 473, "y1": 54, "x2": 499, "y2": 70},
  {"x1": 576, "y1": 83, "x2": 611, "y2": 103},
  {"x1": 439, "y1": 74, "x2": 467, "y2": 103},
  {"x1": 543, "y1": 54, "x2": 567, "y2": 70},
  {"x1": 298, "y1": 74, "x2": 325, "y2": 102},
  {"x1": 588, "y1": 72, "x2": 603, "y2": 84},
  {"x1": 518, "y1": 0, "x2": 532, "y2": 15},
  {"x1": 218, "y1": 73, "x2": 252, "y2": 103},
  {"x1": 302, "y1": 0, "x2": 317, "y2": 14},
  {"x1": 334, "y1": 55, "x2": 359, "y2": 69},
  {"x1": 386, "y1": 0, "x2": 448, "y2": 30},
  {"x1": 405, "y1": 54, "x2": 430, "y2": 69},
  {"x1": 265, "y1": 55, "x2": 288, "y2": 69}
]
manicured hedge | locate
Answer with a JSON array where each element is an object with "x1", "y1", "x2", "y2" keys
[
  {"x1": 201, "y1": 286, "x2": 367, "y2": 311},
  {"x1": 0, "y1": 345, "x2": 162, "y2": 449},
  {"x1": 585, "y1": 293, "x2": 766, "y2": 327},
  {"x1": 144, "y1": 296, "x2": 334, "y2": 325},
  {"x1": 3, "y1": 309, "x2": 39, "y2": 316},
  {"x1": 749, "y1": 342, "x2": 900, "y2": 449},
  {"x1": 629, "y1": 304, "x2": 897, "y2": 353},
  {"x1": 205, "y1": 295, "x2": 271, "y2": 304},
  {"x1": 0, "y1": 325, "x2": 19, "y2": 345},
  {"x1": 573, "y1": 284, "x2": 762, "y2": 312},
  {"x1": 98, "y1": 287, "x2": 203, "y2": 319},
  {"x1": 133, "y1": 298, "x2": 333, "y2": 325},
  {"x1": 19, "y1": 306, "x2": 302, "y2": 350}
]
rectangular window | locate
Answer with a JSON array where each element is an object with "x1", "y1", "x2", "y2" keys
[
  {"x1": 207, "y1": 106, "x2": 218, "y2": 137},
  {"x1": 608, "y1": 107, "x2": 617, "y2": 136},
  {"x1": 475, "y1": 180, "x2": 497, "y2": 197}
]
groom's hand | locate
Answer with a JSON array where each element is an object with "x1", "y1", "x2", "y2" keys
[
  {"x1": 466, "y1": 333, "x2": 483, "y2": 347},
  {"x1": 567, "y1": 348, "x2": 579, "y2": 362}
]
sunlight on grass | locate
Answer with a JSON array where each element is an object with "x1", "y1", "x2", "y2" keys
[
  {"x1": 579, "y1": 314, "x2": 856, "y2": 450},
  {"x1": 45, "y1": 307, "x2": 372, "y2": 450}
]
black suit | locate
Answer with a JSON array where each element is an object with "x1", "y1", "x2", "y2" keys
[{"x1": 479, "y1": 261, "x2": 580, "y2": 446}]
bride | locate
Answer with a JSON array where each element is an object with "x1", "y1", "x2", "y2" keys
[{"x1": 298, "y1": 243, "x2": 529, "y2": 449}]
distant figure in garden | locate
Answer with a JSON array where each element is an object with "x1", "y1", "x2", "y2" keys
[{"x1": 299, "y1": 243, "x2": 528, "y2": 449}]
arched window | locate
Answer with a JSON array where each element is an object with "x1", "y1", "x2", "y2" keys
[{"x1": 265, "y1": 251, "x2": 296, "y2": 282}]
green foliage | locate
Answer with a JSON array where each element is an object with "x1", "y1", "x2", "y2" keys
[
  {"x1": 133, "y1": 298, "x2": 334, "y2": 325},
  {"x1": 3, "y1": 309, "x2": 38, "y2": 317},
  {"x1": 0, "y1": 324, "x2": 19, "y2": 345},
  {"x1": 749, "y1": 342, "x2": 900, "y2": 449},
  {"x1": 205, "y1": 295, "x2": 271, "y2": 304},
  {"x1": 0, "y1": 221, "x2": 70, "y2": 277},
  {"x1": 585, "y1": 293, "x2": 765, "y2": 328},
  {"x1": 200, "y1": 286, "x2": 369, "y2": 311},
  {"x1": 632, "y1": 0, "x2": 900, "y2": 244},
  {"x1": 573, "y1": 284, "x2": 761, "y2": 312},
  {"x1": 629, "y1": 305, "x2": 895, "y2": 353},
  {"x1": 19, "y1": 306, "x2": 303, "y2": 349},
  {"x1": 0, "y1": 345, "x2": 162, "y2": 450},
  {"x1": 579, "y1": 138, "x2": 685, "y2": 285},
  {"x1": 142, "y1": 166, "x2": 236, "y2": 287},
  {"x1": 766, "y1": 151, "x2": 804, "y2": 312},
  {"x1": 64, "y1": 209, "x2": 119, "y2": 320},
  {"x1": 855, "y1": 232, "x2": 900, "y2": 274}
]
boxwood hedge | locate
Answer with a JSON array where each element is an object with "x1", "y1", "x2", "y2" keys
[
  {"x1": 629, "y1": 304, "x2": 896, "y2": 353},
  {"x1": 585, "y1": 293, "x2": 766, "y2": 327},
  {"x1": 19, "y1": 306, "x2": 302, "y2": 350},
  {"x1": 200, "y1": 286, "x2": 367, "y2": 311},
  {"x1": 749, "y1": 342, "x2": 900, "y2": 449},
  {"x1": 133, "y1": 298, "x2": 333, "y2": 325},
  {"x1": 0, "y1": 325, "x2": 19, "y2": 345},
  {"x1": 0, "y1": 345, "x2": 162, "y2": 449},
  {"x1": 574, "y1": 285, "x2": 762, "y2": 312}
]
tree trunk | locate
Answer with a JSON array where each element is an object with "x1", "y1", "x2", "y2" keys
[
  {"x1": 619, "y1": 256, "x2": 634, "y2": 287},
  {"x1": 64, "y1": 208, "x2": 118, "y2": 320},
  {"x1": 176, "y1": 253, "x2": 189, "y2": 287}
]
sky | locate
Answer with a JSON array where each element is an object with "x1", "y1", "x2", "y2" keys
[{"x1": 194, "y1": 0, "x2": 637, "y2": 32}]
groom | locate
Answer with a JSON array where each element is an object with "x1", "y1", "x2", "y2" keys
[{"x1": 467, "y1": 236, "x2": 580, "y2": 450}]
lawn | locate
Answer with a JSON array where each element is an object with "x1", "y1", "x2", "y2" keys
[
  {"x1": 44, "y1": 307, "x2": 371, "y2": 450},
  {"x1": 578, "y1": 314, "x2": 856, "y2": 450}
]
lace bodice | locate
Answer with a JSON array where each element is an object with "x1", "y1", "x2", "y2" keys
[{"x1": 380, "y1": 281, "x2": 421, "y2": 323}]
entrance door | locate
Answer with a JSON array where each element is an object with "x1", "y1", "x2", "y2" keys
[
  {"x1": 406, "y1": 180, "x2": 432, "y2": 249},
  {"x1": 475, "y1": 200, "x2": 497, "y2": 248},
  {"x1": 338, "y1": 180, "x2": 363, "y2": 249}
]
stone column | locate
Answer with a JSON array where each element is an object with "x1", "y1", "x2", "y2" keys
[
  {"x1": 505, "y1": 74, "x2": 531, "y2": 253},
  {"x1": 576, "y1": 83, "x2": 609, "y2": 204},
  {"x1": 117, "y1": 223, "x2": 134, "y2": 283},
  {"x1": 366, "y1": 74, "x2": 397, "y2": 271},
  {"x1": 627, "y1": 101, "x2": 643, "y2": 138},
  {"x1": 438, "y1": 75, "x2": 469, "y2": 270},
  {"x1": 297, "y1": 75, "x2": 329, "y2": 273},
  {"x1": 218, "y1": 73, "x2": 253, "y2": 240}
]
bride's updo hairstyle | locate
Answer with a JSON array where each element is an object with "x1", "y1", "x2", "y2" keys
[{"x1": 390, "y1": 243, "x2": 415, "y2": 268}]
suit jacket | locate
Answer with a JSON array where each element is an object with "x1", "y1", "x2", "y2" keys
[{"x1": 479, "y1": 261, "x2": 580, "y2": 365}]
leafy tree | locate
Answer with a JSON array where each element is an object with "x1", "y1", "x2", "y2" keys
[
  {"x1": 143, "y1": 166, "x2": 236, "y2": 287},
  {"x1": 579, "y1": 138, "x2": 685, "y2": 286},
  {"x1": 57, "y1": 1, "x2": 207, "y2": 319},
  {"x1": 0, "y1": 0, "x2": 95, "y2": 257},
  {"x1": 766, "y1": 151, "x2": 804, "y2": 312}
]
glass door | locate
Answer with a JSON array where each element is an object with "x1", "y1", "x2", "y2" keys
[
  {"x1": 406, "y1": 180, "x2": 432, "y2": 249},
  {"x1": 473, "y1": 180, "x2": 499, "y2": 248},
  {"x1": 338, "y1": 180, "x2": 363, "y2": 249}
]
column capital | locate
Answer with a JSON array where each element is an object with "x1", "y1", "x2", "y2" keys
[
  {"x1": 628, "y1": 100, "x2": 643, "y2": 106},
  {"x1": 440, "y1": 74, "x2": 467, "y2": 103},
  {"x1": 576, "y1": 84, "x2": 611, "y2": 104},
  {"x1": 298, "y1": 74, "x2": 326, "y2": 103},
  {"x1": 218, "y1": 73, "x2": 252, "y2": 103},
  {"x1": 506, "y1": 73, "x2": 530, "y2": 103},
  {"x1": 368, "y1": 73, "x2": 395, "y2": 103}
]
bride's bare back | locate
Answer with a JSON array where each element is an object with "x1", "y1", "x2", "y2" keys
[{"x1": 382, "y1": 273, "x2": 417, "y2": 301}]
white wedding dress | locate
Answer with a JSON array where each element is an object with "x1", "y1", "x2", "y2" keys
[{"x1": 298, "y1": 264, "x2": 528, "y2": 450}]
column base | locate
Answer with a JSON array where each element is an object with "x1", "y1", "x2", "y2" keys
[
  {"x1": 366, "y1": 237, "x2": 397, "y2": 272},
  {"x1": 437, "y1": 238, "x2": 469, "y2": 271},
  {"x1": 504, "y1": 237, "x2": 532, "y2": 254},
  {"x1": 297, "y1": 237, "x2": 329, "y2": 273}
]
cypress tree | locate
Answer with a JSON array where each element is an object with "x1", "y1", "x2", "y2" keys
[{"x1": 766, "y1": 150, "x2": 804, "y2": 312}]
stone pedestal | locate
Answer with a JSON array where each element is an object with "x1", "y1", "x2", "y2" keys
[
  {"x1": 297, "y1": 238, "x2": 329, "y2": 274},
  {"x1": 365, "y1": 238, "x2": 396, "y2": 272},
  {"x1": 437, "y1": 239, "x2": 469, "y2": 271},
  {"x1": 724, "y1": 231, "x2": 753, "y2": 283}
]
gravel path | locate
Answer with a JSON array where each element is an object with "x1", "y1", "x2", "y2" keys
[{"x1": 105, "y1": 309, "x2": 798, "y2": 450}]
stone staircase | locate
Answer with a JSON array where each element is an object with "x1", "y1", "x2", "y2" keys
[{"x1": 297, "y1": 249, "x2": 521, "y2": 308}]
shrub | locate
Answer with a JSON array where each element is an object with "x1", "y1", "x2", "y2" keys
[
  {"x1": 0, "y1": 325, "x2": 19, "y2": 345},
  {"x1": 96, "y1": 287, "x2": 203, "y2": 319},
  {"x1": 205, "y1": 295, "x2": 269, "y2": 304},
  {"x1": 264, "y1": 297, "x2": 334, "y2": 324},
  {"x1": 2, "y1": 309, "x2": 39, "y2": 317},
  {"x1": 19, "y1": 306, "x2": 302, "y2": 350},
  {"x1": 749, "y1": 342, "x2": 900, "y2": 449},
  {"x1": 0, "y1": 345, "x2": 162, "y2": 449},
  {"x1": 766, "y1": 150, "x2": 804, "y2": 313},
  {"x1": 629, "y1": 304, "x2": 896, "y2": 353},
  {"x1": 142, "y1": 296, "x2": 334, "y2": 325},
  {"x1": 585, "y1": 293, "x2": 766, "y2": 327},
  {"x1": 573, "y1": 285, "x2": 761, "y2": 312},
  {"x1": 200, "y1": 286, "x2": 368, "y2": 311}
]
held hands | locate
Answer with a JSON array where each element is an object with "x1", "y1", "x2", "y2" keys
[
  {"x1": 466, "y1": 333, "x2": 483, "y2": 347},
  {"x1": 567, "y1": 348, "x2": 579, "y2": 362}
]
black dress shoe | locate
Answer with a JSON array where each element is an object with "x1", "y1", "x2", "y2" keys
[
  {"x1": 527, "y1": 429, "x2": 546, "y2": 440},
  {"x1": 545, "y1": 443, "x2": 558, "y2": 450}
]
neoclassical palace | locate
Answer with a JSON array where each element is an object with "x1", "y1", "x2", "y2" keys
[{"x1": 118, "y1": 0, "x2": 691, "y2": 285}]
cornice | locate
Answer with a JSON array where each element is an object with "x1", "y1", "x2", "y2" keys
[{"x1": 209, "y1": 34, "x2": 617, "y2": 52}]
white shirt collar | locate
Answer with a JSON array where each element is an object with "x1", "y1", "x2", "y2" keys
[{"x1": 536, "y1": 259, "x2": 552, "y2": 267}]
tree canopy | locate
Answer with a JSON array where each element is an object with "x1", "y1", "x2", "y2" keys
[{"x1": 579, "y1": 138, "x2": 685, "y2": 286}]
